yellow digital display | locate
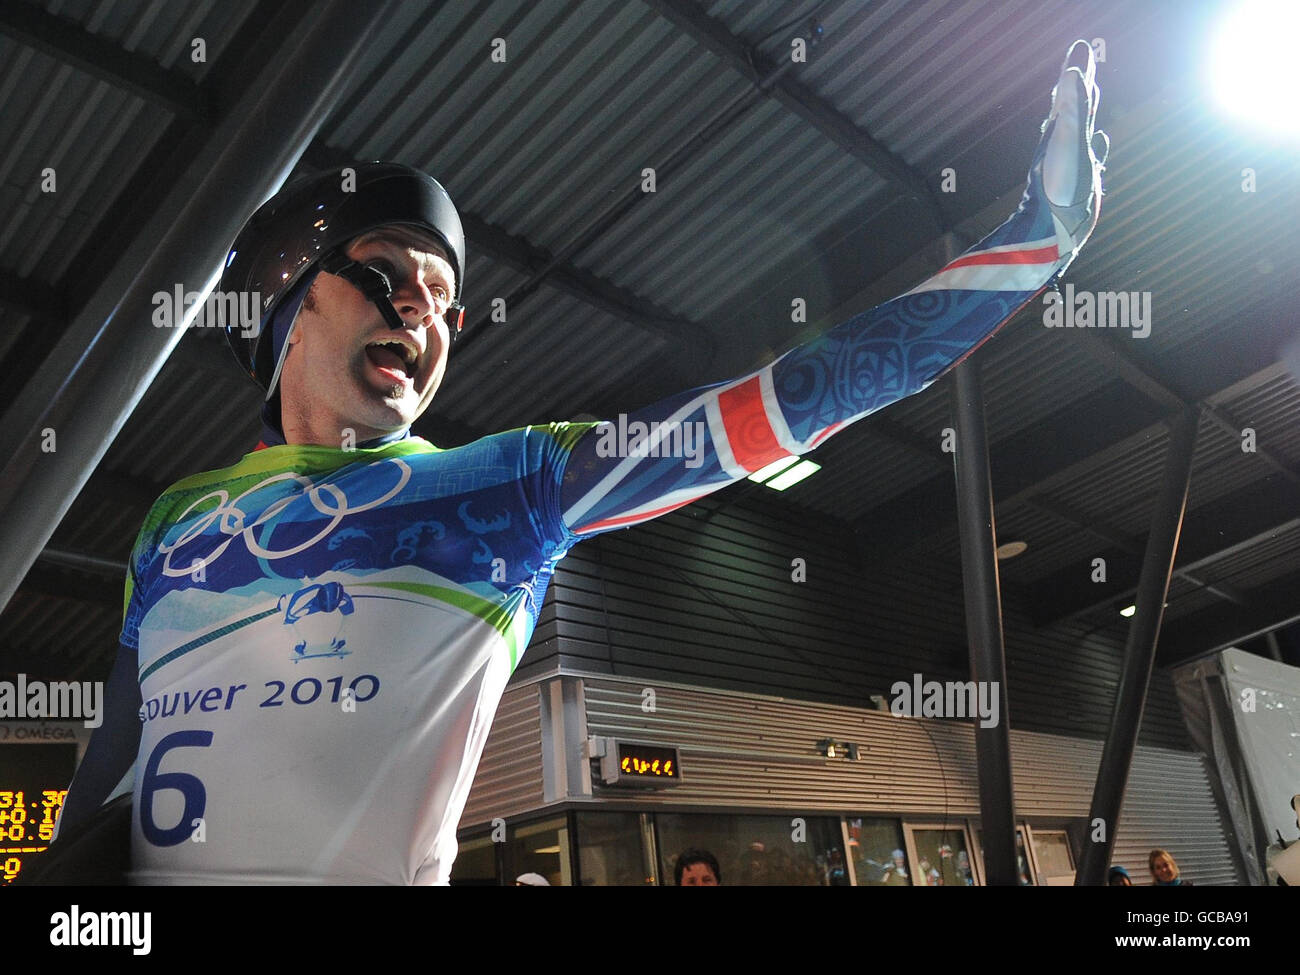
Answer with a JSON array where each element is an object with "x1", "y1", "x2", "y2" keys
[
  {"x1": 620, "y1": 755, "x2": 675, "y2": 777},
  {"x1": 1, "y1": 789, "x2": 67, "y2": 883},
  {"x1": 616, "y1": 743, "x2": 680, "y2": 782},
  {"x1": 1, "y1": 742, "x2": 75, "y2": 885}
]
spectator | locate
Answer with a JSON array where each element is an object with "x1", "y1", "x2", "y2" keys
[
  {"x1": 1107, "y1": 865, "x2": 1132, "y2": 886},
  {"x1": 515, "y1": 872, "x2": 550, "y2": 886},
  {"x1": 1149, "y1": 849, "x2": 1191, "y2": 886},
  {"x1": 880, "y1": 848, "x2": 909, "y2": 885},
  {"x1": 674, "y1": 848, "x2": 721, "y2": 886},
  {"x1": 740, "y1": 841, "x2": 769, "y2": 885}
]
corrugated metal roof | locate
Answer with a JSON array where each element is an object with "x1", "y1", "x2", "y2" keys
[
  {"x1": 42, "y1": 0, "x2": 253, "y2": 78},
  {"x1": 0, "y1": 37, "x2": 162, "y2": 281}
]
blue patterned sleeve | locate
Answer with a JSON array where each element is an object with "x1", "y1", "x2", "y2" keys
[{"x1": 558, "y1": 43, "x2": 1105, "y2": 541}]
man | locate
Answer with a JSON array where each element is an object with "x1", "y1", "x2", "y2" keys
[
  {"x1": 675, "y1": 849, "x2": 722, "y2": 886},
  {"x1": 57, "y1": 44, "x2": 1104, "y2": 884}
]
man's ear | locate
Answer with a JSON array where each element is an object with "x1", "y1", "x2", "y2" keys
[
  {"x1": 290, "y1": 280, "x2": 321, "y2": 343},
  {"x1": 286, "y1": 305, "x2": 308, "y2": 345}
]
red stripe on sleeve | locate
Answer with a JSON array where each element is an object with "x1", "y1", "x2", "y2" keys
[
  {"x1": 717, "y1": 376, "x2": 787, "y2": 472},
  {"x1": 942, "y1": 243, "x2": 1059, "y2": 271}
]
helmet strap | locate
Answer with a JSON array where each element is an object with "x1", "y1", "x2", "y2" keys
[
  {"x1": 263, "y1": 270, "x2": 319, "y2": 403},
  {"x1": 319, "y1": 249, "x2": 464, "y2": 341}
]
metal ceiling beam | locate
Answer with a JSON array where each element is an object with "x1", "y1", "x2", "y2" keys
[
  {"x1": 859, "y1": 349, "x2": 1297, "y2": 563},
  {"x1": 0, "y1": 0, "x2": 400, "y2": 613},
  {"x1": 1174, "y1": 514, "x2": 1300, "y2": 581},
  {"x1": 857, "y1": 380, "x2": 1164, "y2": 558},
  {"x1": 1025, "y1": 493, "x2": 1248, "y2": 608},
  {"x1": 1027, "y1": 475, "x2": 1300, "y2": 626},
  {"x1": 1158, "y1": 566, "x2": 1300, "y2": 668},
  {"x1": 1078, "y1": 331, "x2": 1188, "y2": 414},
  {"x1": 1083, "y1": 327, "x2": 1300, "y2": 488},
  {"x1": 863, "y1": 413, "x2": 950, "y2": 469},
  {"x1": 459, "y1": 212, "x2": 708, "y2": 357},
  {"x1": 641, "y1": 0, "x2": 941, "y2": 226},
  {"x1": 0, "y1": 1, "x2": 212, "y2": 122},
  {"x1": 1200, "y1": 402, "x2": 1300, "y2": 489},
  {"x1": 0, "y1": 2, "x2": 317, "y2": 425}
]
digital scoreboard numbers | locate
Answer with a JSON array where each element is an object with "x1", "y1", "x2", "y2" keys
[
  {"x1": 594, "y1": 738, "x2": 682, "y2": 788},
  {"x1": 619, "y1": 743, "x2": 678, "y2": 780},
  {"x1": 0, "y1": 742, "x2": 76, "y2": 885}
]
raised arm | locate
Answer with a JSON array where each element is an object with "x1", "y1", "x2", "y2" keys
[{"x1": 559, "y1": 42, "x2": 1104, "y2": 540}]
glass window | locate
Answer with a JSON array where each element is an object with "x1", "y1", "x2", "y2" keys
[
  {"x1": 846, "y1": 817, "x2": 910, "y2": 886},
  {"x1": 1030, "y1": 829, "x2": 1076, "y2": 885},
  {"x1": 576, "y1": 812, "x2": 655, "y2": 885},
  {"x1": 909, "y1": 826, "x2": 976, "y2": 886},
  {"x1": 449, "y1": 833, "x2": 499, "y2": 886},
  {"x1": 506, "y1": 816, "x2": 572, "y2": 886},
  {"x1": 656, "y1": 813, "x2": 848, "y2": 886}
]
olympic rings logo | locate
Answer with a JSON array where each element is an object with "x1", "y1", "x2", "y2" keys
[{"x1": 157, "y1": 459, "x2": 412, "y2": 577}]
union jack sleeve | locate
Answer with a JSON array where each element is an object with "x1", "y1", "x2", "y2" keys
[{"x1": 559, "y1": 42, "x2": 1105, "y2": 540}]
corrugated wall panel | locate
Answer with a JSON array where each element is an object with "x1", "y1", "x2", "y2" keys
[
  {"x1": 532, "y1": 485, "x2": 1191, "y2": 749},
  {"x1": 459, "y1": 683, "x2": 545, "y2": 826},
  {"x1": 1114, "y1": 750, "x2": 1241, "y2": 887},
  {"x1": 578, "y1": 675, "x2": 1241, "y2": 885}
]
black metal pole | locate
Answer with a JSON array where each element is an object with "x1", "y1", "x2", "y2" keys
[
  {"x1": 1076, "y1": 407, "x2": 1199, "y2": 885},
  {"x1": 0, "y1": 0, "x2": 396, "y2": 610},
  {"x1": 950, "y1": 352, "x2": 1018, "y2": 885}
]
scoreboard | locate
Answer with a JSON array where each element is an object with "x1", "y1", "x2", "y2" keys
[{"x1": 0, "y1": 741, "x2": 76, "y2": 885}]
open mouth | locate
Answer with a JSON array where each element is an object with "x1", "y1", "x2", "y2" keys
[{"x1": 364, "y1": 339, "x2": 418, "y2": 383}]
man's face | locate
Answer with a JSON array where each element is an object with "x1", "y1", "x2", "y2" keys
[
  {"x1": 279, "y1": 226, "x2": 456, "y2": 445},
  {"x1": 679, "y1": 862, "x2": 719, "y2": 886}
]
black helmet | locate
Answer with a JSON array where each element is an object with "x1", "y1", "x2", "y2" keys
[{"x1": 221, "y1": 162, "x2": 466, "y2": 391}]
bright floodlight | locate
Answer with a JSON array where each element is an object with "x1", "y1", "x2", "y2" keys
[
  {"x1": 764, "y1": 459, "x2": 821, "y2": 492},
  {"x1": 1210, "y1": 0, "x2": 1300, "y2": 135},
  {"x1": 747, "y1": 456, "x2": 800, "y2": 484}
]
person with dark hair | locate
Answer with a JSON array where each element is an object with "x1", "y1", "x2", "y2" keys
[{"x1": 675, "y1": 849, "x2": 721, "y2": 886}]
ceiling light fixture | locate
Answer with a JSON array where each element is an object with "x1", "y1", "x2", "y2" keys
[
  {"x1": 995, "y1": 540, "x2": 1028, "y2": 560},
  {"x1": 1209, "y1": 0, "x2": 1300, "y2": 136}
]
